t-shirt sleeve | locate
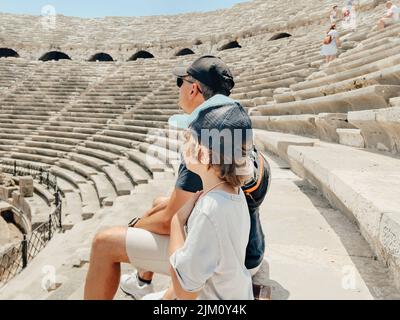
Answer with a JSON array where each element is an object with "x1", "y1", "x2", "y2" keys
[
  {"x1": 175, "y1": 161, "x2": 203, "y2": 193},
  {"x1": 170, "y1": 213, "x2": 220, "y2": 292}
]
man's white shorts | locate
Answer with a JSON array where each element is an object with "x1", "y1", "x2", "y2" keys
[{"x1": 125, "y1": 227, "x2": 261, "y2": 276}]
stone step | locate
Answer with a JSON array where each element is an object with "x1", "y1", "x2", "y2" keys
[
  {"x1": 390, "y1": 97, "x2": 400, "y2": 107},
  {"x1": 69, "y1": 153, "x2": 109, "y2": 171},
  {"x1": 253, "y1": 129, "x2": 317, "y2": 165},
  {"x1": 89, "y1": 173, "x2": 117, "y2": 204},
  {"x1": 294, "y1": 62, "x2": 400, "y2": 100},
  {"x1": 255, "y1": 85, "x2": 400, "y2": 116},
  {"x1": 24, "y1": 141, "x2": 74, "y2": 153},
  {"x1": 103, "y1": 129, "x2": 147, "y2": 143},
  {"x1": 58, "y1": 159, "x2": 98, "y2": 179},
  {"x1": 139, "y1": 143, "x2": 180, "y2": 168},
  {"x1": 10, "y1": 152, "x2": 58, "y2": 165},
  {"x1": 56, "y1": 177, "x2": 76, "y2": 195},
  {"x1": 347, "y1": 106, "x2": 400, "y2": 153},
  {"x1": 14, "y1": 146, "x2": 66, "y2": 158},
  {"x1": 325, "y1": 40, "x2": 400, "y2": 75},
  {"x1": 116, "y1": 159, "x2": 151, "y2": 185},
  {"x1": 126, "y1": 149, "x2": 166, "y2": 175},
  {"x1": 285, "y1": 140, "x2": 400, "y2": 290},
  {"x1": 83, "y1": 141, "x2": 127, "y2": 155},
  {"x1": 292, "y1": 50, "x2": 400, "y2": 92},
  {"x1": 50, "y1": 166, "x2": 87, "y2": 188},
  {"x1": 64, "y1": 192, "x2": 83, "y2": 229},
  {"x1": 31, "y1": 135, "x2": 82, "y2": 146},
  {"x1": 252, "y1": 113, "x2": 356, "y2": 143},
  {"x1": 37, "y1": 130, "x2": 88, "y2": 140},
  {"x1": 336, "y1": 128, "x2": 365, "y2": 148},
  {"x1": 76, "y1": 146, "x2": 120, "y2": 163},
  {"x1": 92, "y1": 135, "x2": 134, "y2": 148},
  {"x1": 78, "y1": 183, "x2": 100, "y2": 220},
  {"x1": 102, "y1": 165, "x2": 133, "y2": 196}
]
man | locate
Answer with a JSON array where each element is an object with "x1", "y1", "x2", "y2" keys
[
  {"x1": 377, "y1": 1, "x2": 400, "y2": 30},
  {"x1": 84, "y1": 55, "x2": 271, "y2": 300}
]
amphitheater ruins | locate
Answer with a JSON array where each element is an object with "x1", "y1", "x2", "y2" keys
[{"x1": 0, "y1": 0, "x2": 400, "y2": 300}]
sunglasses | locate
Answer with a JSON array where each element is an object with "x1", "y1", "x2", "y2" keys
[{"x1": 176, "y1": 77, "x2": 203, "y2": 93}]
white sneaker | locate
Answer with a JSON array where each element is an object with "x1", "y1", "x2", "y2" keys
[
  {"x1": 119, "y1": 271, "x2": 154, "y2": 300},
  {"x1": 142, "y1": 289, "x2": 168, "y2": 300}
]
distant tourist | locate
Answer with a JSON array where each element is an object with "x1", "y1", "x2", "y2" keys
[
  {"x1": 330, "y1": 5, "x2": 340, "y2": 24},
  {"x1": 321, "y1": 24, "x2": 341, "y2": 64},
  {"x1": 377, "y1": 1, "x2": 400, "y2": 30},
  {"x1": 342, "y1": 0, "x2": 358, "y2": 30}
]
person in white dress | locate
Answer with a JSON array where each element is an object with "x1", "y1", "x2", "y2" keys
[{"x1": 320, "y1": 24, "x2": 341, "y2": 64}]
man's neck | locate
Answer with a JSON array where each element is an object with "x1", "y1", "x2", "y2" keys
[{"x1": 189, "y1": 97, "x2": 205, "y2": 114}]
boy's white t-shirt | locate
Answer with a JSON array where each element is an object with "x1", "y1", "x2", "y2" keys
[{"x1": 170, "y1": 189, "x2": 254, "y2": 300}]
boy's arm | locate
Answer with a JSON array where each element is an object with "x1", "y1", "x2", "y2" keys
[{"x1": 168, "y1": 215, "x2": 199, "y2": 300}]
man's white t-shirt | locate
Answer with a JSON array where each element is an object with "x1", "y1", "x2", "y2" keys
[
  {"x1": 388, "y1": 5, "x2": 400, "y2": 21},
  {"x1": 170, "y1": 189, "x2": 254, "y2": 300}
]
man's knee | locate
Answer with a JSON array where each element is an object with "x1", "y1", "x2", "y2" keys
[{"x1": 91, "y1": 227, "x2": 126, "y2": 256}]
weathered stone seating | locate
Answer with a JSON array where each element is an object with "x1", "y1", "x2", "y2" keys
[
  {"x1": 347, "y1": 106, "x2": 400, "y2": 154},
  {"x1": 254, "y1": 85, "x2": 400, "y2": 116}
]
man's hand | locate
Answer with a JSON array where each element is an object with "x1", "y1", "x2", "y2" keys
[
  {"x1": 176, "y1": 191, "x2": 203, "y2": 226},
  {"x1": 141, "y1": 198, "x2": 169, "y2": 218},
  {"x1": 134, "y1": 188, "x2": 196, "y2": 235}
]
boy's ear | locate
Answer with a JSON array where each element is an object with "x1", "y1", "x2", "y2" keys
[{"x1": 198, "y1": 145, "x2": 210, "y2": 165}]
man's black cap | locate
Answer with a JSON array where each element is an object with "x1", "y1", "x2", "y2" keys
[{"x1": 173, "y1": 55, "x2": 235, "y2": 93}]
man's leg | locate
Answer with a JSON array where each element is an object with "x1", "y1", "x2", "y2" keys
[
  {"x1": 133, "y1": 196, "x2": 170, "y2": 282},
  {"x1": 84, "y1": 227, "x2": 130, "y2": 300}
]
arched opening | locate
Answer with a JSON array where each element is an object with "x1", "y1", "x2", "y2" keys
[
  {"x1": 89, "y1": 52, "x2": 114, "y2": 62},
  {"x1": 39, "y1": 51, "x2": 71, "y2": 61},
  {"x1": 128, "y1": 50, "x2": 154, "y2": 61},
  {"x1": 0, "y1": 48, "x2": 19, "y2": 58},
  {"x1": 175, "y1": 48, "x2": 195, "y2": 57},
  {"x1": 269, "y1": 33, "x2": 292, "y2": 41},
  {"x1": 218, "y1": 41, "x2": 242, "y2": 51}
]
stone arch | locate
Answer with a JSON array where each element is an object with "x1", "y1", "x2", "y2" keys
[
  {"x1": 269, "y1": 33, "x2": 292, "y2": 41},
  {"x1": 89, "y1": 52, "x2": 114, "y2": 62},
  {"x1": 218, "y1": 40, "x2": 242, "y2": 51},
  {"x1": 0, "y1": 48, "x2": 19, "y2": 58},
  {"x1": 39, "y1": 51, "x2": 71, "y2": 61},
  {"x1": 175, "y1": 48, "x2": 195, "y2": 56},
  {"x1": 128, "y1": 50, "x2": 154, "y2": 61}
]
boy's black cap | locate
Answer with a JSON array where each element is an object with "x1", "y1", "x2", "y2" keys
[
  {"x1": 173, "y1": 55, "x2": 235, "y2": 93},
  {"x1": 190, "y1": 104, "x2": 253, "y2": 155}
]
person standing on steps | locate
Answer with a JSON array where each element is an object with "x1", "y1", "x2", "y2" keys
[
  {"x1": 320, "y1": 24, "x2": 341, "y2": 64},
  {"x1": 84, "y1": 55, "x2": 271, "y2": 300},
  {"x1": 330, "y1": 5, "x2": 340, "y2": 24}
]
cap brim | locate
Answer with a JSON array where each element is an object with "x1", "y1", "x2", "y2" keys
[{"x1": 172, "y1": 66, "x2": 189, "y2": 77}]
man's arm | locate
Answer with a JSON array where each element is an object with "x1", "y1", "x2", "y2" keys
[{"x1": 134, "y1": 188, "x2": 194, "y2": 235}]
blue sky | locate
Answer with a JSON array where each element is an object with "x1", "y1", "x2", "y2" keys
[{"x1": 0, "y1": 0, "x2": 247, "y2": 17}]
